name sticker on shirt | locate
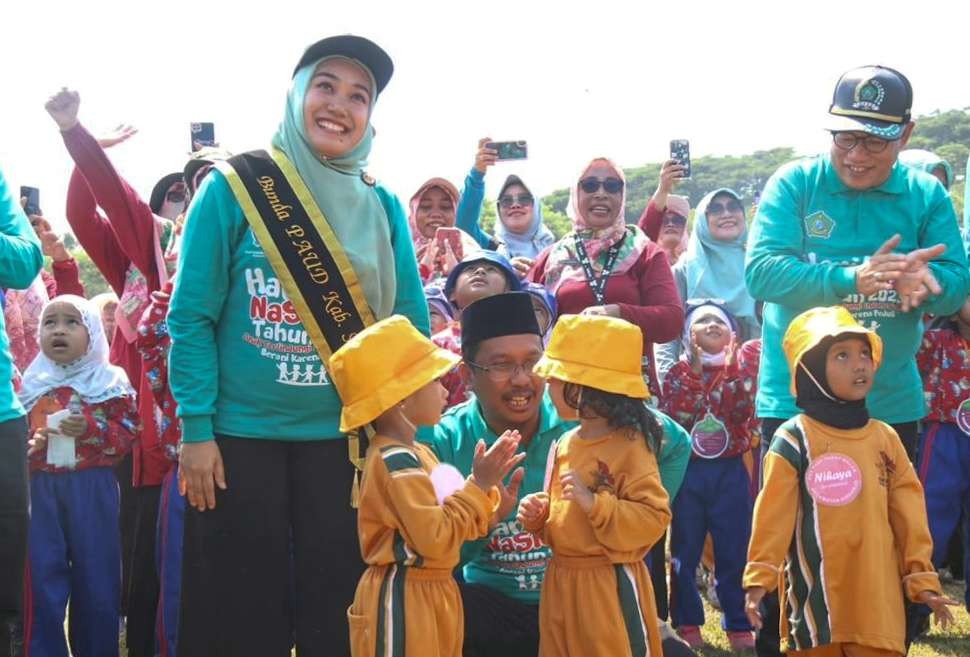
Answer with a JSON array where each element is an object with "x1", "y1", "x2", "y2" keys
[
  {"x1": 957, "y1": 398, "x2": 970, "y2": 436},
  {"x1": 690, "y1": 412, "x2": 730, "y2": 459},
  {"x1": 806, "y1": 453, "x2": 862, "y2": 506}
]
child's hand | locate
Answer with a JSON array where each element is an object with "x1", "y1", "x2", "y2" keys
[
  {"x1": 916, "y1": 590, "x2": 959, "y2": 630},
  {"x1": 516, "y1": 492, "x2": 549, "y2": 526},
  {"x1": 560, "y1": 470, "x2": 595, "y2": 512},
  {"x1": 688, "y1": 328, "x2": 704, "y2": 375},
  {"x1": 492, "y1": 466, "x2": 526, "y2": 527},
  {"x1": 27, "y1": 428, "x2": 50, "y2": 457},
  {"x1": 745, "y1": 586, "x2": 767, "y2": 630},
  {"x1": 724, "y1": 333, "x2": 737, "y2": 369},
  {"x1": 58, "y1": 414, "x2": 88, "y2": 438},
  {"x1": 471, "y1": 431, "x2": 525, "y2": 491}
]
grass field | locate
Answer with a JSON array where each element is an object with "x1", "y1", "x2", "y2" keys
[{"x1": 691, "y1": 580, "x2": 970, "y2": 656}]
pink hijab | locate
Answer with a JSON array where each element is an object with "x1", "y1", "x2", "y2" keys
[
  {"x1": 541, "y1": 158, "x2": 649, "y2": 294},
  {"x1": 407, "y1": 178, "x2": 461, "y2": 257}
]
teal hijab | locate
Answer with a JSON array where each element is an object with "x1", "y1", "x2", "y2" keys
[
  {"x1": 898, "y1": 149, "x2": 953, "y2": 190},
  {"x1": 270, "y1": 56, "x2": 396, "y2": 318},
  {"x1": 674, "y1": 188, "x2": 756, "y2": 324}
]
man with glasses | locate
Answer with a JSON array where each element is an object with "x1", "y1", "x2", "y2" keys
[
  {"x1": 420, "y1": 291, "x2": 564, "y2": 657},
  {"x1": 744, "y1": 65, "x2": 970, "y2": 657}
]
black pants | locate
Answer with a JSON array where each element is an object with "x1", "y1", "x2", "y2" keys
[
  {"x1": 177, "y1": 437, "x2": 363, "y2": 657},
  {"x1": 460, "y1": 583, "x2": 539, "y2": 657},
  {"x1": 0, "y1": 417, "x2": 28, "y2": 657},
  {"x1": 125, "y1": 484, "x2": 162, "y2": 657},
  {"x1": 755, "y1": 417, "x2": 921, "y2": 657}
]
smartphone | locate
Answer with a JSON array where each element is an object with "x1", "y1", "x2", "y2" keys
[
  {"x1": 435, "y1": 226, "x2": 463, "y2": 261},
  {"x1": 670, "y1": 139, "x2": 691, "y2": 178},
  {"x1": 487, "y1": 140, "x2": 528, "y2": 161},
  {"x1": 190, "y1": 122, "x2": 216, "y2": 152},
  {"x1": 20, "y1": 186, "x2": 41, "y2": 216}
]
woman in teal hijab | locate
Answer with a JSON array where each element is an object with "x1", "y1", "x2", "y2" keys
[
  {"x1": 655, "y1": 188, "x2": 760, "y2": 382},
  {"x1": 899, "y1": 149, "x2": 954, "y2": 191},
  {"x1": 169, "y1": 36, "x2": 429, "y2": 657}
]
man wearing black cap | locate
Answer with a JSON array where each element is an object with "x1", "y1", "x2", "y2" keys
[
  {"x1": 745, "y1": 65, "x2": 970, "y2": 657},
  {"x1": 420, "y1": 292, "x2": 566, "y2": 657}
]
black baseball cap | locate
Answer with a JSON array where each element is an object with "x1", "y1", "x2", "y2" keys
[
  {"x1": 827, "y1": 65, "x2": 913, "y2": 140},
  {"x1": 293, "y1": 35, "x2": 394, "y2": 96}
]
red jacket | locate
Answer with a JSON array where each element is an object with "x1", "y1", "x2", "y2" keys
[
  {"x1": 661, "y1": 358, "x2": 756, "y2": 459},
  {"x1": 62, "y1": 123, "x2": 171, "y2": 486},
  {"x1": 28, "y1": 388, "x2": 138, "y2": 473},
  {"x1": 916, "y1": 328, "x2": 970, "y2": 426},
  {"x1": 136, "y1": 282, "x2": 180, "y2": 463},
  {"x1": 528, "y1": 239, "x2": 683, "y2": 397}
]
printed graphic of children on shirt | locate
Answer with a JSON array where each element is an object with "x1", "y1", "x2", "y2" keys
[
  {"x1": 915, "y1": 296, "x2": 970, "y2": 611},
  {"x1": 661, "y1": 301, "x2": 756, "y2": 651},
  {"x1": 20, "y1": 295, "x2": 138, "y2": 657}
]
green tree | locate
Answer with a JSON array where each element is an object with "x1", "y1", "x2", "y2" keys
[{"x1": 71, "y1": 249, "x2": 111, "y2": 297}]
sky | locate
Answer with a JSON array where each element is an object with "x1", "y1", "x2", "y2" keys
[{"x1": 2, "y1": 0, "x2": 968, "y2": 232}]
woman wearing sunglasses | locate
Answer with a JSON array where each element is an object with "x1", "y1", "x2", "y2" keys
[
  {"x1": 638, "y1": 159, "x2": 692, "y2": 265},
  {"x1": 655, "y1": 189, "x2": 760, "y2": 384},
  {"x1": 528, "y1": 157, "x2": 683, "y2": 397},
  {"x1": 455, "y1": 138, "x2": 557, "y2": 276}
]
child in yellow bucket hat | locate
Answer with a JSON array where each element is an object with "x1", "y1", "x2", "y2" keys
[
  {"x1": 743, "y1": 306, "x2": 955, "y2": 657},
  {"x1": 515, "y1": 314, "x2": 672, "y2": 657},
  {"x1": 328, "y1": 314, "x2": 525, "y2": 657}
]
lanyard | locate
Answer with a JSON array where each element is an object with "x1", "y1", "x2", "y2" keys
[{"x1": 574, "y1": 235, "x2": 624, "y2": 305}]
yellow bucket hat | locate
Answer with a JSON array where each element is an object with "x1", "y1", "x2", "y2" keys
[
  {"x1": 532, "y1": 314, "x2": 649, "y2": 399},
  {"x1": 329, "y1": 315, "x2": 460, "y2": 432},
  {"x1": 782, "y1": 306, "x2": 883, "y2": 395}
]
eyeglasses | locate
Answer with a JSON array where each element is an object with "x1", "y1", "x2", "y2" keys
[
  {"x1": 467, "y1": 358, "x2": 541, "y2": 383},
  {"x1": 579, "y1": 177, "x2": 624, "y2": 195},
  {"x1": 498, "y1": 194, "x2": 535, "y2": 209},
  {"x1": 165, "y1": 190, "x2": 186, "y2": 204},
  {"x1": 662, "y1": 214, "x2": 687, "y2": 226},
  {"x1": 831, "y1": 132, "x2": 891, "y2": 154},
  {"x1": 706, "y1": 199, "x2": 743, "y2": 215}
]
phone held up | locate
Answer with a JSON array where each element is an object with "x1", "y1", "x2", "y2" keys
[
  {"x1": 670, "y1": 139, "x2": 691, "y2": 179},
  {"x1": 190, "y1": 122, "x2": 216, "y2": 152},
  {"x1": 487, "y1": 140, "x2": 528, "y2": 161},
  {"x1": 434, "y1": 226, "x2": 463, "y2": 262},
  {"x1": 20, "y1": 186, "x2": 41, "y2": 217}
]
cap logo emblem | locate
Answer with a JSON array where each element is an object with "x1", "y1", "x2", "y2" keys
[
  {"x1": 805, "y1": 211, "x2": 836, "y2": 239},
  {"x1": 853, "y1": 79, "x2": 885, "y2": 112}
]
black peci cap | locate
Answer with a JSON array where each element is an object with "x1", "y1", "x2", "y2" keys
[
  {"x1": 461, "y1": 292, "x2": 542, "y2": 349},
  {"x1": 293, "y1": 35, "x2": 394, "y2": 95},
  {"x1": 827, "y1": 65, "x2": 913, "y2": 140}
]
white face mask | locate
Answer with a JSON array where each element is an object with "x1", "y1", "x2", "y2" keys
[{"x1": 159, "y1": 198, "x2": 185, "y2": 221}]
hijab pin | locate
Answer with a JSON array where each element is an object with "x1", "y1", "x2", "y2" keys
[{"x1": 361, "y1": 172, "x2": 376, "y2": 187}]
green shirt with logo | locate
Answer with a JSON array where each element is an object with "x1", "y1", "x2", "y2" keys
[{"x1": 746, "y1": 154, "x2": 970, "y2": 423}]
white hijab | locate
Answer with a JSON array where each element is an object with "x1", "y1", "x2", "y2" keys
[{"x1": 19, "y1": 295, "x2": 134, "y2": 411}]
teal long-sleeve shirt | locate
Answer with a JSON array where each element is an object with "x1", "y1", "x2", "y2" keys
[
  {"x1": 745, "y1": 154, "x2": 970, "y2": 423},
  {"x1": 455, "y1": 168, "x2": 496, "y2": 250},
  {"x1": 418, "y1": 393, "x2": 689, "y2": 604},
  {"x1": 168, "y1": 170, "x2": 429, "y2": 443},
  {"x1": 0, "y1": 169, "x2": 43, "y2": 422}
]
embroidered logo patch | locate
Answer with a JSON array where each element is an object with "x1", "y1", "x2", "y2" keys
[
  {"x1": 876, "y1": 450, "x2": 896, "y2": 488},
  {"x1": 853, "y1": 79, "x2": 886, "y2": 112},
  {"x1": 589, "y1": 459, "x2": 616, "y2": 494},
  {"x1": 805, "y1": 211, "x2": 836, "y2": 239}
]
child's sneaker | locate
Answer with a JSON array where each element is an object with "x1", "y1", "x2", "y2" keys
[
  {"x1": 727, "y1": 630, "x2": 756, "y2": 651},
  {"x1": 675, "y1": 625, "x2": 705, "y2": 649}
]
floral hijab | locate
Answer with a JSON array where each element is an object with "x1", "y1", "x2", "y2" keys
[{"x1": 541, "y1": 158, "x2": 648, "y2": 295}]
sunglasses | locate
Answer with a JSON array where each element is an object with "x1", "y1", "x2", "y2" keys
[
  {"x1": 165, "y1": 190, "x2": 186, "y2": 204},
  {"x1": 579, "y1": 177, "x2": 624, "y2": 195},
  {"x1": 498, "y1": 193, "x2": 535, "y2": 209},
  {"x1": 706, "y1": 199, "x2": 743, "y2": 215},
  {"x1": 662, "y1": 214, "x2": 687, "y2": 226}
]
